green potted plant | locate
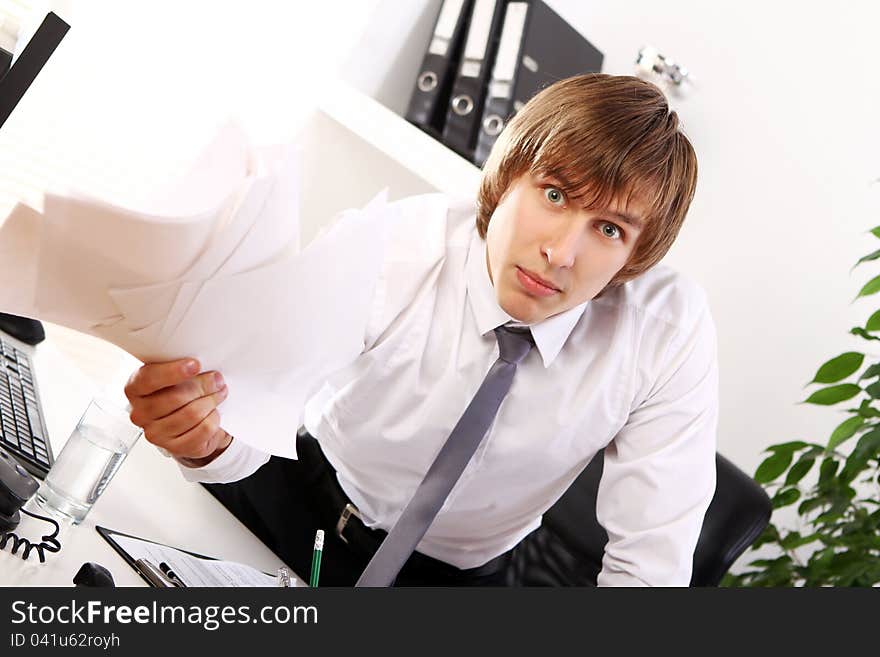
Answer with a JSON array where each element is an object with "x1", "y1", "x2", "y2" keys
[{"x1": 722, "y1": 227, "x2": 880, "y2": 587}]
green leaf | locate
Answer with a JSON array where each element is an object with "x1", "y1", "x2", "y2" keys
[
  {"x1": 749, "y1": 556, "x2": 796, "y2": 586},
  {"x1": 719, "y1": 573, "x2": 742, "y2": 587},
  {"x1": 867, "y1": 380, "x2": 880, "y2": 399},
  {"x1": 765, "y1": 441, "x2": 809, "y2": 454},
  {"x1": 870, "y1": 225, "x2": 880, "y2": 238},
  {"x1": 860, "y1": 363, "x2": 880, "y2": 380},
  {"x1": 810, "y1": 546, "x2": 835, "y2": 564},
  {"x1": 839, "y1": 428, "x2": 880, "y2": 482},
  {"x1": 866, "y1": 310, "x2": 880, "y2": 332},
  {"x1": 755, "y1": 451, "x2": 794, "y2": 483},
  {"x1": 798, "y1": 497, "x2": 827, "y2": 515},
  {"x1": 853, "y1": 247, "x2": 880, "y2": 269},
  {"x1": 802, "y1": 384, "x2": 862, "y2": 405},
  {"x1": 784, "y1": 456, "x2": 816, "y2": 486},
  {"x1": 856, "y1": 274, "x2": 880, "y2": 299},
  {"x1": 772, "y1": 487, "x2": 801, "y2": 509},
  {"x1": 779, "y1": 531, "x2": 821, "y2": 550},
  {"x1": 815, "y1": 505, "x2": 848, "y2": 525},
  {"x1": 818, "y1": 458, "x2": 838, "y2": 484},
  {"x1": 827, "y1": 416, "x2": 864, "y2": 450},
  {"x1": 851, "y1": 428, "x2": 880, "y2": 461},
  {"x1": 810, "y1": 352, "x2": 864, "y2": 384},
  {"x1": 851, "y1": 327, "x2": 880, "y2": 342},
  {"x1": 839, "y1": 462, "x2": 864, "y2": 484},
  {"x1": 850, "y1": 398, "x2": 880, "y2": 418},
  {"x1": 748, "y1": 556, "x2": 793, "y2": 568}
]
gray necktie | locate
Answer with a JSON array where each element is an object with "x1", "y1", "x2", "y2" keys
[{"x1": 356, "y1": 326, "x2": 533, "y2": 587}]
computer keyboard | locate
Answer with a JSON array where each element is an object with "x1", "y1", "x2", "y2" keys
[{"x1": 0, "y1": 335, "x2": 52, "y2": 478}]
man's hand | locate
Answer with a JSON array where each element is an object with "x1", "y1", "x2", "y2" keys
[{"x1": 124, "y1": 358, "x2": 231, "y2": 466}]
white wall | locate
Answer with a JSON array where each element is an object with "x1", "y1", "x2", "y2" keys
[{"x1": 341, "y1": 1, "x2": 880, "y2": 479}]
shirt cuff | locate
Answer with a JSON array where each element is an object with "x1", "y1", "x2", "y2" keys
[{"x1": 174, "y1": 437, "x2": 270, "y2": 484}]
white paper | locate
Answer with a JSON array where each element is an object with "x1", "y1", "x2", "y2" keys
[
  {"x1": 155, "y1": 170, "x2": 278, "y2": 346},
  {"x1": 106, "y1": 143, "x2": 300, "y2": 341},
  {"x1": 106, "y1": 172, "x2": 273, "y2": 334},
  {"x1": 32, "y1": 122, "x2": 254, "y2": 330},
  {"x1": 0, "y1": 121, "x2": 390, "y2": 460},
  {"x1": 158, "y1": 192, "x2": 392, "y2": 456},
  {"x1": 213, "y1": 143, "x2": 301, "y2": 278},
  {"x1": 112, "y1": 533, "x2": 287, "y2": 587}
]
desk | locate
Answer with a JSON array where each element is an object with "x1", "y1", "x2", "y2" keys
[{"x1": 0, "y1": 324, "x2": 298, "y2": 586}]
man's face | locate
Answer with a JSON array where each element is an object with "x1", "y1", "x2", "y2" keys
[{"x1": 485, "y1": 172, "x2": 647, "y2": 323}]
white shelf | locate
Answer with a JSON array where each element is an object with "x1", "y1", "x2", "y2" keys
[{"x1": 316, "y1": 79, "x2": 482, "y2": 200}]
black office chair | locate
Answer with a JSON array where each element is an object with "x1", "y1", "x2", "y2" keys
[{"x1": 507, "y1": 451, "x2": 772, "y2": 586}]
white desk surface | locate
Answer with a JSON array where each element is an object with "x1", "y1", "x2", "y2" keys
[{"x1": 1, "y1": 324, "x2": 297, "y2": 587}]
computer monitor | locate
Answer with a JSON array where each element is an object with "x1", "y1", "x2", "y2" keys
[{"x1": 0, "y1": 11, "x2": 69, "y2": 130}]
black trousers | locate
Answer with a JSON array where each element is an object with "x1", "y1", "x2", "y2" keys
[{"x1": 202, "y1": 432, "x2": 512, "y2": 586}]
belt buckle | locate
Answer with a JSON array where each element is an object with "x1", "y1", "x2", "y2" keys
[{"x1": 335, "y1": 503, "x2": 362, "y2": 544}]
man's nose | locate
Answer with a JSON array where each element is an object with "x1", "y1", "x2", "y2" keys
[{"x1": 544, "y1": 226, "x2": 582, "y2": 268}]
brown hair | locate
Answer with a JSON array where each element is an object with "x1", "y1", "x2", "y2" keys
[{"x1": 477, "y1": 73, "x2": 698, "y2": 291}]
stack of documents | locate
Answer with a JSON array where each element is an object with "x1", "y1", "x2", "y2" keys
[{"x1": 0, "y1": 123, "x2": 395, "y2": 458}]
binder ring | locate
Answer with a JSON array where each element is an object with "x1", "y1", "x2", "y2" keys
[
  {"x1": 418, "y1": 71, "x2": 438, "y2": 92},
  {"x1": 451, "y1": 94, "x2": 474, "y2": 116},
  {"x1": 482, "y1": 114, "x2": 505, "y2": 136}
]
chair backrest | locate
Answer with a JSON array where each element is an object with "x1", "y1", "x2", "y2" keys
[{"x1": 508, "y1": 450, "x2": 772, "y2": 586}]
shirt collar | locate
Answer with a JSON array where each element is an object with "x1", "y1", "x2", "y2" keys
[{"x1": 465, "y1": 228, "x2": 589, "y2": 368}]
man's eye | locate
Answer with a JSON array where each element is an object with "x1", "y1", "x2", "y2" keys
[
  {"x1": 600, "y1": 222, "x2": 622, "y2": 240},
  {"x1": 544, "y1": 187, "x2": 565, "y2": 206}
]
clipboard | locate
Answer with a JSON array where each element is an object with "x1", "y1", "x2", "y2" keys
[
  {"x1": 97, "y1": 525, "x2": 216, "y2": 588},
  {"x1": 96, "y1": 525, "x2": 286, "y2": 587}
]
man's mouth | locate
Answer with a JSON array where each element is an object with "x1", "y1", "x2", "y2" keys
[{"x1": 516, "y1": 266, "x2": 561, "y2": 297}]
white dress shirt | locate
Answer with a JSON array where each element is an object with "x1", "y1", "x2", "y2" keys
[{"x1": 180, "y1": 192, "x2": 719, "y2": 586}]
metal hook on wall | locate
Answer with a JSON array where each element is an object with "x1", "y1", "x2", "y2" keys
[{"x1": 635, "y1": 45, "x2": 695, "y2": 97}]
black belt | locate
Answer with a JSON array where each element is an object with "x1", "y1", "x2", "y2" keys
[{"x1": 296, "y1": 430, "x2": 510, "y2": 581}]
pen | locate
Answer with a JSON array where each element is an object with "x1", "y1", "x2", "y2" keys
[
  {"x1": 135, "y1": 559, "x2": 172, "y2": 588},
  {"x1": 159, "y1": 561, "x2": 187, "y2": 588},
  {"x1": 309, "y1": 530, "x2": 324, "y2": 588}
]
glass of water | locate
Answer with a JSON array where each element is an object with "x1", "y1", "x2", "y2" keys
[{"x1": 35, "y1": 396, "x2": 143, "y2": 524}]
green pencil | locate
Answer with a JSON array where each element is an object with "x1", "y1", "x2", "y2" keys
[{"x1": 310, "y1": 529, "x2": 324, "y2": 587}]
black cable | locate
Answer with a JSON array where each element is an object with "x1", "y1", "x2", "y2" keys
[{"x1": 0, "y1": 507, "x2": 62, "y2": 562}]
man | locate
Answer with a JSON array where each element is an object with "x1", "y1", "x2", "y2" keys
[{"x1": 124, "y1": 74, "x2": 718, "y2": 586}]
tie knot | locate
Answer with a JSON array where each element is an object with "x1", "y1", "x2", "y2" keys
[{"x1": 494, "y1": 326, "x2": 533, "y2": 364}]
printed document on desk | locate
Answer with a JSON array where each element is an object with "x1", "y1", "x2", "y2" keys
[{"x1": 100, "y1": 528, "x2": 287, "y2": 587}]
